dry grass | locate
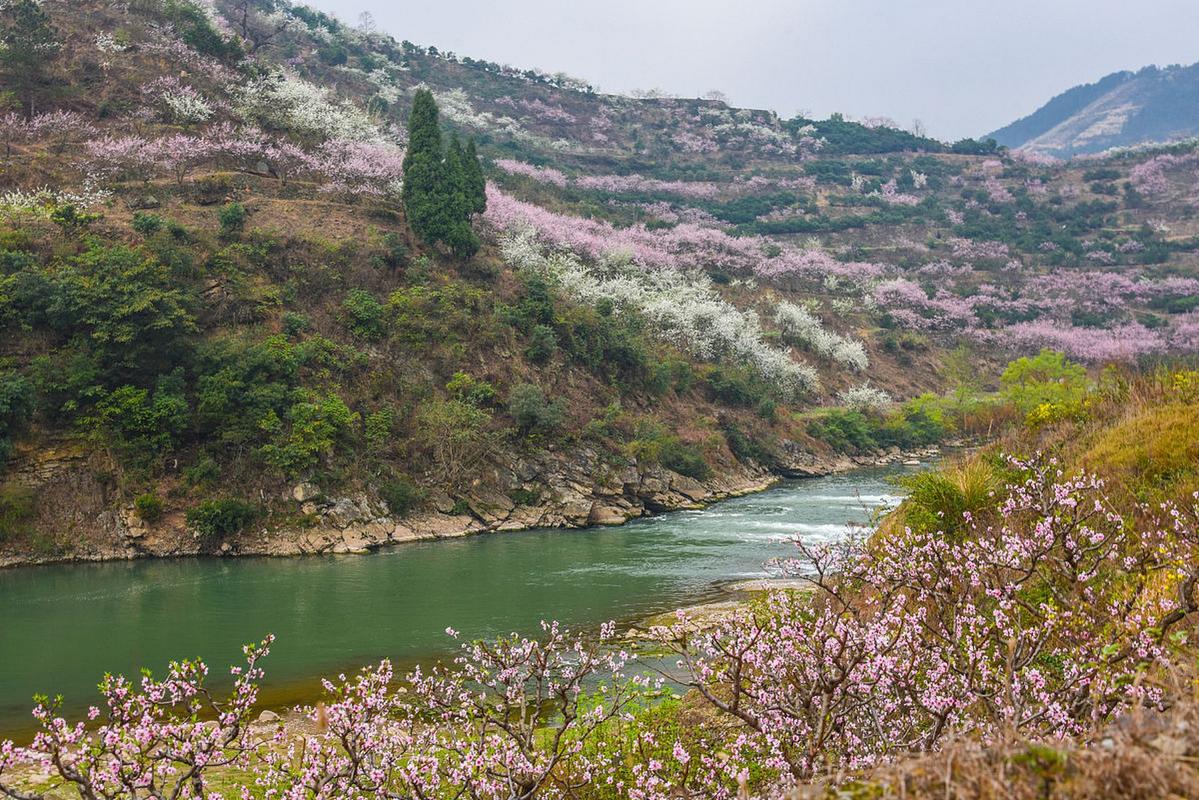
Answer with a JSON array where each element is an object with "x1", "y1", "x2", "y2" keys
[{"x1": 784, "y1": 691, "x2": 1199, "y2": 799}]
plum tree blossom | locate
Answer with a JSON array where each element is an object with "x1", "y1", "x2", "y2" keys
[
  {"x1": 773, "y1": 301, "x2": 868, "y2": 370},
  {"x1": 143, "y1": 76, "x2": 214, "y2": 124},
  {"x1": 237, "y1": 71, "x2": 385, "y2": 143},
  {"x1": 836, "y1": 383, "x2": 892, "y2": 412},
  {"x1": 500, "y1": 227, "x2": 819, "y2": 399}
]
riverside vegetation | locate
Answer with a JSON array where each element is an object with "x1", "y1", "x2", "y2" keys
[{"x1": 0, "y1": 0, "x2": 1198, "y2": 797}]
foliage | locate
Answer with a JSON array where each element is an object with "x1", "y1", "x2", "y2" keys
[
  {"x1": 507, "y1": 382, "x2": 566, "y2": 438},
  {"x1": 218, "y1": 202, "x2": 247, "y2": 238},
  {"x1": 185, "y1": 497, "x2": 258, "y2": 545},
  {"x1": 1000, "y1": 348, "x2": 1089, "y2": 423},
  {"x1": 895, "y1": 458, "x2": 1003, "y2": 537},
  {"x1": 445, "y1": 372, "x2": 496, "y2": 407},
  {"x1": 378, "y1": 477, "x2": 423, "y2": 516},
  {"x1": 524, "y1": 323, "x2": 557, "y2": 364},
  {"x1": 133, "y1": 492, "x2": 163, "y2": 523},
  {"x1": 0, "y1": 370, "x2": 32, "y2": 468},
  {"x1": 341, "y1": 288, "x2": 387, "y2": 341},
  {"x1": 401, "y1": 90, "x2": 485, "y2": 256},
  {"x1": 258, "y1": 391, "x2": 358, "y2": 477},
  {"x1": 630, "y1": 423, "x2": 711, "y2": 479},
  {"x1": 0, "y1": 483, "x2": 34, "y2": 542},
  {"x1": 414, "y1": 398, "x2": 493, "y2": 486},
  {"x1": 91, "y1": 374, "x2": 189, "y2": 466}
]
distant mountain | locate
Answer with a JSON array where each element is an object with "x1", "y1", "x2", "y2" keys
[{"x1": 989, "y1": 63, "x2": 1199, "y2": 158}]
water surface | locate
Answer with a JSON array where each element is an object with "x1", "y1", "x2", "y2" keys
[{"x1": 0, "y1": 466, "x2": 914, "y2": 736}]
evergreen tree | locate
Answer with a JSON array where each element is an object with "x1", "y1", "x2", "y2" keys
[
  {"x1": 401, "y1": 90, "x2": 481, "y2": 258},
  {"x1": 464, "y1": 139, "x2": 487, "y2": 215},
  {"x1": 0, "y1": 0, "x2": 60, "y2": 119},
  {"x1": 443, "y1": 134, "x2": 480, "y2": 258},
  {"x1": 402, "y1": 89, "x2": 455, "y2": 244}
]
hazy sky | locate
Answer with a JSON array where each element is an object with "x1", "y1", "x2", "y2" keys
[{"x1": 303, "y1": 0, "x2": 1199, "y2": 140}]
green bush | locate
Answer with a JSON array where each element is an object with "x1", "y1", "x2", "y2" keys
[
  {"x1": 364, "y1": 408, "x2": 395, "y2": 452},
  {"x1": 134, "y1": 492, "x2": 163, "y2": 523},
  {"x1": 281, "y1": 312, "x2": 311, "y2": 338},
  {"x1": 657, "y1": 438, "x2": 711, "y2": 480},
  {"x1": 808, "y1": 409, "x2": 877, "y2": 454},
  {"x1": 508, "y1": 383, "x2": 567, "y2": 438},
  {"x1": 131, "y1": 212, "x2": 166, "y2": 236},
  {"x1": 510, "y1": 488, "x2": 541, "y2": 506},
  {"x1": 723, "y1": 422, "x2": 776, "y2": 466},
  {"x1": 704, "y1": 366, "x2": 772, "y2": 408},
  {"x1": 1000, "y1": 349, "x2": 1089, "y2": 419},
  {"x1": 342, "y1": 289, "x2": 387, "y2": 341},
  {"x1": 378, "y1": 478, "x2": 423, "y2": 516},
  {"x1": 259, "y1": 391, "x2": 359, "y2": 477},
  {"x1": 92, "y1": 374, "x2": 189, "y2": 467},
  {"x1": 525, "y1": 324, "x2": 557, "y2": 364},
  {"x1": 185, "y1": 498, "x2": 258, "y2": 546},
  {"x1": 218, "y1": 203, "x2": 248, "y2": 238},
  {"x1": 0, "y1": 370, "x2": 32, "y2": 468},
  {"x1": 446, "y1": 372, "x2": 496, "y2": 406},
  {"x1": 376, "y1": 232, "x2": 409, "y2": 271}
]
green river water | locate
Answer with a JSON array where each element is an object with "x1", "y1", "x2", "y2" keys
[{"x1": 0, "y1": 466, "x2": 915, "y2": 737}]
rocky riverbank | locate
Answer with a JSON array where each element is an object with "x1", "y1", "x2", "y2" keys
[{"x1": 0, "y1": 440, "x2": 949, "y2": 569}]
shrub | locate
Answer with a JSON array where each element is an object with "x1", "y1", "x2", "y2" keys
[
  {"x1": 218, "y1": 202, "x2": 248, "y2": 238},
  {"x1": 1000, "y1": 349, "x2": 1089, "y2": 421},
  {"x1": 92, "y1": 375, "x2": 189, "y2": 467},
  {"x1": 364, "y1": 408, "x2": 395, "y2": 452},
  {"x1": 508, "y1": 383, "x2": 567, "y2": 438},
  {"x1": 445, "y1": 372, "x2": 496, "y2": 406},
  {"x1": 281, "y1": 312, "x2": 310, "y2": 338},
  {"x1": 259, "y1": 392, "x2": 359, "y2": 477},
  {"x1": 0, "y1": 370, "x2": 32, "y2": 468},
  {"x1": 896, "y1": 459, "x2": 1003, "y2": 538},
  {"x1": 131, "y1": 212, "x2": 166, "y2": 236},
  {"x1": 377, "y1": 232, "x2": 409, "y2": 270},
  {"x1": 341, "y1": 289, "x2": 387, "y2": 341},
  {"x1": 510, "y1": 488, "x2": 541, "y2": 506},
  {"x1": 657, "y1": 437, "x2": 711, "y2": 480},
  {"x1": 525, "y1": 324, "x2": 557, "y2": 364},
  {"x1": 134, "y1": 492, "x2": 164, "y2": 523},
  {"x1": 808, "y1": 409, "x2": 877, "y2": 454},
  {"x1": 378, "y1": 478, "x2": 423, "y2": 516},
  {"x1": 414, "y1": 399, "x2": 493, "y2": 485},
  {"x1": 185, "y1": 498, "x2": 257, "y2": 545},
  {"x1": 50, "y1": 204, "x2": 99, "y2": 235},
  {"x1": 723, "y1": 422, "x2": 776, "y2": 467}
]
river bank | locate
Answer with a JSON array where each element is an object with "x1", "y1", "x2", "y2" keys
[{"x1": 0, "y1": 441, "x2": 948, "y2": 569}]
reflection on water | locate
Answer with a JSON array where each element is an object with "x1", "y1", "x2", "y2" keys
[{"x1": 0, "y1": 465, "x2": 916, "y2": 734}]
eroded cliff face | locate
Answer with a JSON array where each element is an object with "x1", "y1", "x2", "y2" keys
[{"x1": 0, "y1": 435, "x2": 945, "y2": 568}]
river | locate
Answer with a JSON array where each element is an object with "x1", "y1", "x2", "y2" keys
[{"x1": 0, "y1": 465, "x2": 916, "y2": 737}]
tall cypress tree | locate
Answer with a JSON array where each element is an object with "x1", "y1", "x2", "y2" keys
[
  {"x1": 0, "y1": 0, "x2": 60, "y2": 119},
  {"x1": 401, "y1": 91, "x2": 482, "y2": 258},
  {"x1": 464, "y1": 139, "x2": 487, "y2": 215},
  {"x1": 402, "y1": 89, "x2": 455, "y2": 245},
  {"x1": 442, "y1": 133, "x2": 479, "y2": 257}
]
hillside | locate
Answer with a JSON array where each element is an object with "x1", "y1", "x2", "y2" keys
[
  {"x1": 990, "y1": 62, "x2": 1199, "y2": 158},
  {"x1": 0, "y1": 0, "x2": 1197, "y2": 567}
]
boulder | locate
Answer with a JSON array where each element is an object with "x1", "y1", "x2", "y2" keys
[
  {"x1": 292, "y1": 482, "x2": 320, "y2": 503},
  {"x1": 325, "y1": 498, "x2": 363, "y2": 528}
]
